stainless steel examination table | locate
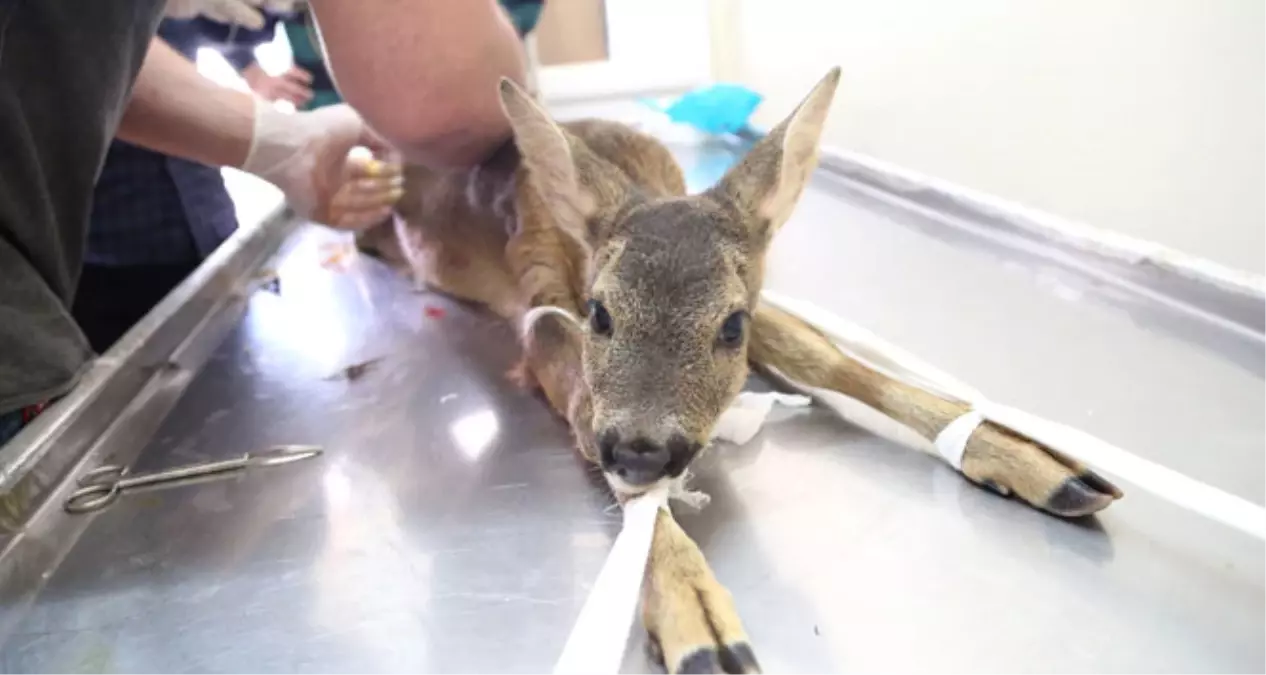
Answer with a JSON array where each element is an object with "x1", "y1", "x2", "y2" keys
[{"x1": 0, "y1": 103, "x2": 1261, "y2": 673}]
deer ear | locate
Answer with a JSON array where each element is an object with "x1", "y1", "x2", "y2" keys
[
  {"x1": 499, "y1": 78, "x2": 600, "y2": 246},
  {"x1": 709, "y1": 67, "x2": 841, "y2": 244}
]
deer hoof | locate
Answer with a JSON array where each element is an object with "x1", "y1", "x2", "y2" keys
[
  {"x1": 1045, "y1": 475, "x2": 1115, "y2": 518},
  {"x1": 643, "y1": 570, "x2": 760, "y2": 674},
  {"x1": 961, "y1": 421, "x2": 1121, "y2": 519},
  {"x1": 676, "y1": 643, "x2": 760, "y2": 674}
]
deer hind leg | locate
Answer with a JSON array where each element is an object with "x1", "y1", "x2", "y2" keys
[{"x1": 749, "y1": 303, "x2": 1122, "y2": 518}]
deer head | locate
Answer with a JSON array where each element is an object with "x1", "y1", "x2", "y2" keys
[{"x1": 501, "y1": 68, "x2": 841, "y2": 494}]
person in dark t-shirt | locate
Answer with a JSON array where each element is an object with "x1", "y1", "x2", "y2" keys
[
  {"x1": 0, "y1": 0, "x2": 529, "y2": 447},
  {"x1": 72, "y1": 16, "x2": 297, "y2": 355}
]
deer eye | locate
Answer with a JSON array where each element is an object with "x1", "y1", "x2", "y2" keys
[
  {"x1": 588, "y1": 299, "x2": 613, "y2": 336},
  {"x1": 718, "y1": 311, "x2": 746, "y2": 347}
]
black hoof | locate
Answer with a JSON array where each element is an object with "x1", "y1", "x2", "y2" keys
[
  {"x1": 1046, "y1": 476, "x2": 1113, "y2": 517},
  {"x1": 1077, "y1": 470, "x2": 1123, "y2": 499},
  {"x1": 676, "y1": 643, "x2": 760, "y2": 674}
]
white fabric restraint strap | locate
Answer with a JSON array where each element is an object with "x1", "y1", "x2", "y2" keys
[
  {"x1": 521, "y1": 305, "x2": 582, "y2": 340},
  {"x1": 521, "y1": 305, "x2": 669, "y2": 674},
  {"x1": 933, "y1": 409, "x2": 985, "y2": 471},
  {"x1": 553, "y1": 489, "x2": 667, "y2": 674}
]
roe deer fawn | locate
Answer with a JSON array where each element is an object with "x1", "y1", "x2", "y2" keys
[{"x1": 358, "y1": 67, "x2": 1122, "y2": 673}]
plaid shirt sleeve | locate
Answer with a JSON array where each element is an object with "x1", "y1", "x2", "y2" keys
[{"x1": 85, "y1": 140, "x2": 240, "y2": 267}]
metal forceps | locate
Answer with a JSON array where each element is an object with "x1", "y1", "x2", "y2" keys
[{"x1": 63, "y1": 445, "x2": 324, "y2": 514}]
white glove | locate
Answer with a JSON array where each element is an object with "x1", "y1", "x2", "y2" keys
[
  {"x1": 241, "y1": 100, "x2": 404, "y2": 230},
  {"x1": 165, "y1": 0, "x2": 298, "y2": 30}
]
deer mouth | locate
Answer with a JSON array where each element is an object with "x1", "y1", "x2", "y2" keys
[
  {"x1": 603, "y1": 464, "x2": 712, "y2": 512},
  {"x1": 600, "y1": 442, "x2": 703, "y2": 500},
  {"x1": 605, "y1": 471, "x2": 660, "y2": 497}
]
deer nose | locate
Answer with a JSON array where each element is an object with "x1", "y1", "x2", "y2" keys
[{"x1": 599, "y1": 430, "x2": 672, "y2": 486}]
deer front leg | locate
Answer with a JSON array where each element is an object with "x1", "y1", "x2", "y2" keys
[
  {"x1": 643, "y1": 508, "x2": 759, "y2": 674},
  {"x1": 749, "y1": 303, "x2": 1122, "y2": 517},
  {"x1": 516, "y1": 311, "x2": 598, "y2": 457},
  {"x1": 518, "y1": 317, "x2": 758, "y2": 673}
]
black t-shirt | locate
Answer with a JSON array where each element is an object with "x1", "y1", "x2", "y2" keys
[{"x1": 0, "y1": 1, "x2": 165, "y2": 413}]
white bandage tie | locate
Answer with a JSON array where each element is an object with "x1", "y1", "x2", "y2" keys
[
  {"x1": 552, "y1": 488, "x2": 667, "y2": 675},
  {"x1": 933, "y1": 409, "x2": 986, "y2": 471},
  {"x1": 711, "y1": 391, "x2": 813, "y2": 446},
  {"x1": 520, "y1": 305, "x2": 581, "y2": 343}
]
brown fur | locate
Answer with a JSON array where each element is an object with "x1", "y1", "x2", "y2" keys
[{"x1": 364, "y1": 68, "x2": 1122, "y2": 673}]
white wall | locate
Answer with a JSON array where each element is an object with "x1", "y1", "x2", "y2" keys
[{"x1": 713, "y1": 0, "x2": 1265, "y2": 275}]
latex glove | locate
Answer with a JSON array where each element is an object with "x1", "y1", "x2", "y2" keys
[
  {"x1": 241, "y1": 100, "x2": 404, "y2": 231},
  {"x1": 164, "y1": 0, "x2": 297, "y2": 30}
]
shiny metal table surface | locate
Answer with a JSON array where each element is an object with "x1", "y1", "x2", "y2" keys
[
  {"x1": 2, "y1": 127, "x2": 1262, "y2": 672},
  {"x1": 2, "y1": 229, "x2": 621, "y2": 673}
]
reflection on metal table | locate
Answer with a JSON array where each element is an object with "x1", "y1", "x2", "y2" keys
[{"x1": 0, "y1": 112, "x2": 1261, "y2": 672}]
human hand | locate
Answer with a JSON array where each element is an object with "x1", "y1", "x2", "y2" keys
[
  {"x1": 165, "y1": 0, "x2": 297, "y2": 30},
  {"x1": 243, "y1": 63, "x2": 314, "y2": 108},
  {"x1": 242, "y1": 101, "x2": 404, "y2": 230}
]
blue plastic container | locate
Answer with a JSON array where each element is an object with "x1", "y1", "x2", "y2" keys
[{"x1": 654, "y1": 84, "x2": 764, "y2": 136}]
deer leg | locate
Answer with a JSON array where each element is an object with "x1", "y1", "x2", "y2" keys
[
  {"x1": 520, "y1": 319, "x2": 758, "y2": 673},
  {"x1": 506, "y1": 196, "x2": 593, "y2": 443},
  {"x1": 515, "y1": 311, "x2": 599, "y2": 457},
  {"x1": 749, "y1": 303, "x2": 1122, "y2": 517},
  {"x1": 642, "y1": 507, "x2": 760, "y2": 674},
  {"x1": 518, "y1": 315, "x2": 759, "y2": 673}
]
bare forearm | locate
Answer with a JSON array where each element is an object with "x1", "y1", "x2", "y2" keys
[
  {"x1": 308, "y1": 0, "x2": 527, "y2": 169},
  {"x1": 116, "y1": 38, "x2": 255, "y2": 169}
]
